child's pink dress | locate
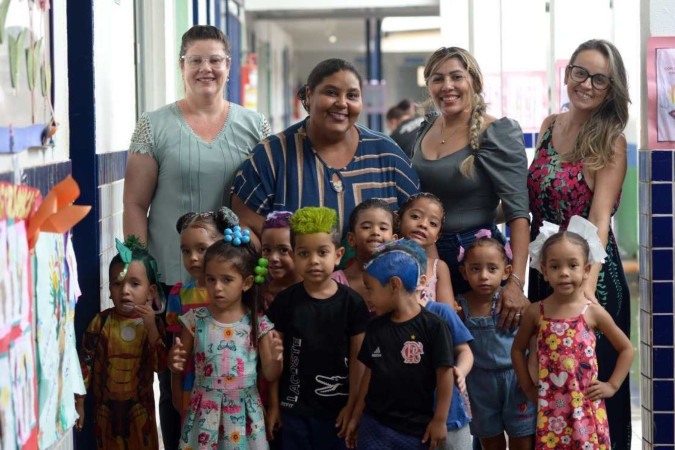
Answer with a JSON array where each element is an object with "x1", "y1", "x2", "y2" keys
[{"x1": 536, "y1": 302, "x2": 610, "y2": 449}]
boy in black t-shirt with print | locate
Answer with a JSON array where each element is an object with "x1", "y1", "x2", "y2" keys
[
  {"x1": 266, "y1": 207, "x2": 370, "y2": 450},
  {"x1": 346, "y1": 239, "x2": 455, "y2": 450}
]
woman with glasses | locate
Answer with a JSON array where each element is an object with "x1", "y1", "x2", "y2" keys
[
  {"x1": 122, "y1": 25, "x2": 270, "y2": 450},
  {"x1": 528, "y1": 39, "x2": 632, "y2": 450},
  {"x1": 411, "y1": 47, "x2": 531, "y2": 333}
]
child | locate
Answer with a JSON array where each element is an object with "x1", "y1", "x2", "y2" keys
[
  {"x1": 512, "y1": 217, "x2": 634, "y2": 450},
  {"x1": 168, "y1": 231, "x2": 283, "y2": 449},
  {"x1": 346, "y1": 239, "x2": 455, "y2": 450},
  {"x1": 76, "y1": 237, "x2": 167, "y2": 450},
  {"x1": 260, "y1": 211, "x2": 302, "y2": 308},
  {"x1": 266, "y1": 207, "x2": 370, "y2": 449},
  {"x1": 167, "y1": 208, "x2": 237, "y2": 417},
  {"x1": 457, "y1": 233, "x2": 535, "y2": 450},
  {"x1": 332, "y1": 198, "x2": 396, "y2": 302},
  {"x1": 398, "y1": 192, "x2": 457, "y2": 310}
]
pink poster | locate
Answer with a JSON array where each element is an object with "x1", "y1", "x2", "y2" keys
[{"x1": 648, "y1": 37, "x2": 675, "y2": 149}]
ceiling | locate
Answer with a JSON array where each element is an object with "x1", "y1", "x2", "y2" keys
[{"x1": 247, "y1": 3, "x2": 440, "y2": 53}]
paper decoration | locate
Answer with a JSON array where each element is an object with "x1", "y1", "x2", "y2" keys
[
  {"x1": 0, "y1": 219, "x2": 8, "y2": 338},
  {"x1": 0, "y1": 177, "x2": 88, "y2": 450},
  {"x1": 0, "y1": 352, "x2": 17, "y2": 450},
  {"x1": 35, "y1": 232, "x2": 85, "y2": 447},
  {"x1": 9, "y1": 328, "x2": 37, "y2": 447},
  {"x1": 7, "y1": 219, "x2": 30, "y2": 327}
]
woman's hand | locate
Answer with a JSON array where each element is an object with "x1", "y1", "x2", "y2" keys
[{"x1": 497, "y1": 279, "x2": 530, "y2": 330}]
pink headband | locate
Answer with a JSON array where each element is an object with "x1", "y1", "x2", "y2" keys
[{"x1": 457, "y1": 229, "x2": 513, "y2": 262}]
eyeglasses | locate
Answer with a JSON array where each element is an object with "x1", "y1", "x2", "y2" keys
[
  {"x1": 568, "y1": 64, "x2": 612, "y2": 90},
  {"x1": 181, "y1": 54, "x2": 230, "y2": 68}
]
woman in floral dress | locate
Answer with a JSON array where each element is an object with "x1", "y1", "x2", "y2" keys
[{"x1": 527, "y1": 39, "x2": 632, "y2": 449}]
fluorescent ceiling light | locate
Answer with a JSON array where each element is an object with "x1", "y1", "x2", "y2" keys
[{"x1": 381, "y1": 16, "x2": 441, "y2": 33}]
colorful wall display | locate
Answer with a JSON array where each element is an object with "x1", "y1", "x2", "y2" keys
[{"x1": 0, "y1": 177, "x2": 89, "y2": 449}]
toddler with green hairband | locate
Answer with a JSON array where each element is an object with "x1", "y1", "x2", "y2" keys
[{"x1": 76, "y1": 237, "x2": 167, "y2": 449}]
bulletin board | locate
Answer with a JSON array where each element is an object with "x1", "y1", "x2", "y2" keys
[
  {"x1": 0, "y1": 182, "x2": 40, "y2": 450},
  {"x1": 0, "y1": 177, "x2": 89, "y2": 450}
]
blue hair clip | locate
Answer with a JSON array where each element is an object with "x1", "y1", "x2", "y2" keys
[{"x1": 224, "y1": 226, "x2": 251, "y2": 246}]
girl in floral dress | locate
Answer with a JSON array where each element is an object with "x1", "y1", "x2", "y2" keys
[
  {"x1": 512, "y1": 219, "x2": 633, "y2": 450},
  {"x1": 168, "y1": 232, "x2": 283, "y2": 449}
]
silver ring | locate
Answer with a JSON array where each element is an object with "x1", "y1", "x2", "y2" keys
[{"x1": 515, "y1": 313, "x2": 522, "y2": 317}]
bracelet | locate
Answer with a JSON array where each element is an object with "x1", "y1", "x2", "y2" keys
[{"x1": 508, "y1": 273, "x2": 524, "y2": 291}]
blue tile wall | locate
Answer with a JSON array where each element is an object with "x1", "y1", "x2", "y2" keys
[
  {"x1": 652, "y1": 183, "x2": 673, "y2": 214},
  {"x1": 653, "y1": 347, "x2": 674, "y2": 379},
  {"x1": 653, "y1": 216, "x2": 674, "y2": 248},
  {"x1": 640, "y1": 150, "x2": 651, "y2": 182},
  {"x1": 653, "y1": 315, "x2": 674, "y2": 346},
  {"x1": 654, "y1": 413, "x2": 675, "y2": 444},
  {"x1": 653, "y1": 249, "x2": 674, "y2": 281},
  {"x1": 652, "y1": 151, "x2": 673, "y2": 181},
  {"x1": 654, "y1": 380, "x2": 675, "y2": 412},
  {"x1": 643, "y1": 151, "x2": 675, "y2": 447},
  {"x1": 654, "y1": 282, "x2": 674, "y2": 314}
]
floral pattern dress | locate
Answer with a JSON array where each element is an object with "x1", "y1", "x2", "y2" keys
[
  {"x1": 178, "y1": 307, "x2": 272, "y2": 450},
  {"x1": 528, "y1": 122, "x2": 631, "y2": 449},
  {"x1": 536, "y1": 302, "x2": 610, "y2": 449}
]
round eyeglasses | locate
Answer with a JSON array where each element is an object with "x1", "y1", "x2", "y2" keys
[
  {"x1": 181, "y1": 55, "x2": 230, "y2": 68},
  {"x1": 568, "y1": 64, "x2": 612, "y2": 90}
]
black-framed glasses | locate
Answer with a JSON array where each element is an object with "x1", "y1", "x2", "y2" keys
[
  {"x1": 181, "y1": 54, "x2": 230, "y2": 68},
  {"x1": 568, "y1": 64, "x2": 612, "y2": 90}
]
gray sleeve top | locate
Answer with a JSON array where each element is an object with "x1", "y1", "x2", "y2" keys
[{"x1": 411, "y1": 115, "x2": 529, "y2": 234}]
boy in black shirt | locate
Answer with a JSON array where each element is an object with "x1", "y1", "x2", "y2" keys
[
  {"x1": 346, "y1": 239, "x2": 454, "y2": 450},
  {"x1": 266, "y1": 207, "x2": 370, "y2": 449}
]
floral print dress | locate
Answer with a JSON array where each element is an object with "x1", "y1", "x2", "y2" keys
[
  {"x1": 528, "y1": 121, "x2": 631, "y2": 449},
  {"x1": 536, "y1": 302, "x2": 610, "y2": 449},
  {"x1": 178, "y1": 307, "x2": 272, "y2": 450}
]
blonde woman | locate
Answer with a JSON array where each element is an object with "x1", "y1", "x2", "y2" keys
[
  {"x1": 528, "y1": 39, "x2": 631, "y2": 450},
  {"x1": 411, "y1": 47, "x2": 530, "y2": 331}
]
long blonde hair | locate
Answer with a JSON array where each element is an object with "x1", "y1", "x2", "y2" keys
[
  {"x1": 424, "y1": 47, "x2": 487, "y2": 177},
  {"x1": 565, "y1": 39, "x2": 630, "y2": 171}
]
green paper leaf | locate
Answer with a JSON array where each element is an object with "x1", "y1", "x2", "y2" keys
[
  {"x1": 0, "y1": 0, "x2": 11, "y2": 45},
  {"x1": 9, "y1": 28, "x2": 28, "y2": 89},
  {"x1": 26, "y1": 38, "x2": 41, "y2": 91},
  {"x1": 41, "y1": 56, "x2": 51, "y2": 98}
]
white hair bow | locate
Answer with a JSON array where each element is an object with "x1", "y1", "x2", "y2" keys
[{"x1": 529, "y1": 215, "x2": 607, "y2": 273}]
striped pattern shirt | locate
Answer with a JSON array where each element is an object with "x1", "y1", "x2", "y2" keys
[{"x1": 232, "y1": 119, "x2": 420, "y2": 236}]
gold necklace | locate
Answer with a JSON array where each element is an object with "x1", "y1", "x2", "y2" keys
[{"x1": 439, "y1": 120, "x2": 467, "y2": 145}]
